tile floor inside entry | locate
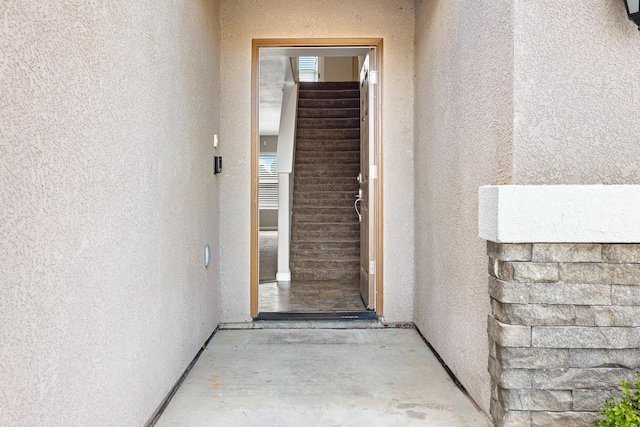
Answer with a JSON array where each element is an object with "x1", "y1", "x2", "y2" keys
[
  {"x1": 259, "y1": 231, "x2": 367, "y2": 312},
  {"x1": 259, "y1": 280, "x2": 366, "y2": 312},
  {"x1": 154, "y1": 328, "x2": 491, "y2": 427}
]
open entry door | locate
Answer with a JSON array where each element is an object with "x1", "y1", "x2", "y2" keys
[{"x1": 358, "y1": 50, "x2": 377, "y2": 310}]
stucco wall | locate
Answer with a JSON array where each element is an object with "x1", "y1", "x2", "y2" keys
[
  {"x1": 1, "y1": 1, "x2": 221, "y2": 425},
  {"x1": 413, "y1": 0, "x2": 514, "y2": 413},
  {"x1": 219, "y1": 0, "x2": 415, "y2": 322},
  {"x1": 513, "y1": 1, "x2": 640, "y2": 184}
]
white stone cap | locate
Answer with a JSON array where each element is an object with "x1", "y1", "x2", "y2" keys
[{"x1": 479, "y1": 185, "x2": 640, "y2": 243}]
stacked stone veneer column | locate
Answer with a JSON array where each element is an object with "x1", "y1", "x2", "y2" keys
[{"x1": 487, "y1": 242, "x2": 640, "y2": 427}]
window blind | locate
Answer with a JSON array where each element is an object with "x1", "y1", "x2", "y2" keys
[
  {"x1": 298, "y1": 56, "x2": 318, "y2": 82},
  {"x1": 259, "y1": 154, "x2": 278, "y2": 208}
]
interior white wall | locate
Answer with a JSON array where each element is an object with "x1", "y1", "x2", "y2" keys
[
  {"x1": 260, "y1": 136, "x2": 279, "y2": 154},
  {"x1": 513, "y1": 1, "x2": 640, "y2": 184},
  {"x1": 413, "y1": 0, "x2": 514, "y2": 413},
  {"x1": 323, "y1": 57, "x2": 357, "y2": 82},
  {"x1": 1, "y1": 1, "x2": 221, "y2": 425},
  {"x1": 219, "y1": 0, "x2": 416, "y2": 322}
]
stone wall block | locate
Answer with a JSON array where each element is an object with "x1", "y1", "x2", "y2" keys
[
  {"x1": 612, "y1": 285, "x2": 640, "y2": 306},
  {"x1": 608, "y1": 264, "x2": 640, "y2": 285},
  {"x1": 529, "y1": 282, "x2": 611, "y2": 305},
  {"x1": 603, "y1": 244, "x2": 640, "y2": 263},
  {"x1": 573, "y1": 305, "x2": 640, "y2": 327},
  {"x1": 498, "y1": 304, "x2": 640, "y2": 327},
  {"x1": 499, "y1": 388, "x2": 573, "y2": 411},
  {"x1": 559, "y1": 263, "x2": 607, "y2": 284},
  {"x1": 569, "y1": 349, "x2": 640, "y2": 369},
  {"x1": 489, "y1": 356, "x2": 533, "y2": 388},
  {"x1": 492, "y1": 300, "x2": 577, "y2": 326},
  {"x1": 494, "y1": 260, "x2": 511, "y2": 281},
  {"x1": 532, "y1": 368, "x2": 637, "y2": 390},
  {"x1": 572, "y1": 389, "x2": 623, "y2": 412},
  {"x1": 489, "y1": 276, "x2": 529, "y2": 304},
  {"x1": 532, "y1": 326, "x2": 640, "y2": 349},
  {"x1": 488, "y1": 315, "x2": 532, "y2": 347},
  {"x1": 506, "y1": 262, "x2": 559, "y2": 283},
  {"x1": 501, "y1": 410, "x2": 531, "y2": 427},
  {"x1": 530, "y1": 411, "x2": 601, "y2": 427},
  {"x1": 488, "y1": 241, "x2": 533, "y2": 261},
  {"x1": 496, "y1": 346, "x2": 569, "y2": 369},
  {"x1": 490, "y1": 398, "x2": 532, "y2": 427},
  {"x1": 532, "y1": 243, "x2": 602, "y2": 263}
]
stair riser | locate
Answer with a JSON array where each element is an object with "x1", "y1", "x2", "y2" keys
[
  {"x1": 292, "y1": 222, "x2": 359, "y2": 232},
  {"x1": 295, "y1": 174, "x2": 359, "y2": 181},
  {"x1": 298, "y1": 99, "x2": 360, "y2": 109},
  {"x1": 291, "y1": 251, "x2": 360, "y2": 260},
  {"x1": 296, "y1": 140, "x2": 360, "y2": 152},
  {"x1": 292, "y1": 196, "x2": 357, "y2": 208},
  {"x1": 298, "y1": 108, "x2": 359, "y2": 119},
  {"x1": 293, "y1": 212, "x2": 359, "y2": 223},
  {"x1": 296, "y1": 159, "x2": 359, "y2": 166},
  {"x1": 293, "y1": 190, "x2": 356, "y2": 199},
  {"x1": 290, "y1": 242, "x2": 360, "y2": 252},
  {"x1": 297, "y1": 118, "x2": 360, "y2": 129},
  {"x1": 291, "y1": 233, "x2": 359, "y2": 243},
  {"x1": 296, "y1": 150, "x2": 359, "y2": 158},
  {"x1": 292, "y1": 226, "x2": 359, "y2": 234},
  {"x1": 293, "y1": 270, "x2": 360, "y2": 281},
  {"x1": 299, "y1": 82, "x2": 359, "y2": 90},
  {"x1": 291, "y1": 259, "x2": 360, "y2": 269},
  {"x1": 293, "y1": 206, "x2": 357, "y2": 215},
  {"x1": 294, "y1": 187, "x2": 358, "y2": 195},
  {"x1": 291, "y1": 231, "x2": 358, "y2": 240},
  {"x1": 297, "y1": 129, "x2": 360, "y2": 140},
  {"x1": 295, "y1": 166, "x2": 359, "y2": 178},
  {"x1": 299, "y1": 89, "x2": 360, "y2": 99},
  {"x1": 296, "y1": 152, "x2": 359, "y2": 164},
  {"x1": 293, "y1": 200, "x2": 354, "y2": 208},
  {"x1": 292, "y1": 238, "x2": 359, "y2": 246},
  {"x1": 295, "y1": 180, "x2": 359, "y2": 193}
]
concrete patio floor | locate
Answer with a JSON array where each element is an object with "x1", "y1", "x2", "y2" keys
[{"x1": 155, "y1": 328, "x2": 491, "y2": 427}]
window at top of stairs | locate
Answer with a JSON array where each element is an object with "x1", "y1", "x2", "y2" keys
[{"x1": 298, "y1": 57, "x2": 318, "y2": 82}]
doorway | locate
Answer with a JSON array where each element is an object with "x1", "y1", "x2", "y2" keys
[{"x1": 250, "y1": 39, "x2": 384, "y2": 319}]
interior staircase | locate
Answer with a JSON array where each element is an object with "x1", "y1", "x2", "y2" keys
[{"x1": 290, "y1": 81, "x2": 361, "y2": 281}]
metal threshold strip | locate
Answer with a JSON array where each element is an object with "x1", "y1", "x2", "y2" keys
[{"x1": 254, "y1": 310, "x2": 377, "y2": 321}]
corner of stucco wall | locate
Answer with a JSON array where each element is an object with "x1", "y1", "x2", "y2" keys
[{"x1": 412, "y1": 0, "x2": 514, "y2": 415}]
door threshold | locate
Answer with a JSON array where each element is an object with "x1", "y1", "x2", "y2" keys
[{"x1": 254, "y1": 310, "x2": 377, "y2": 321}]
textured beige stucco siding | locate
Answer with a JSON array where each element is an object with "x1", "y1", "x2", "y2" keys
[
  {"x1": 1, "y1": 1, "x2": 221, "y2": 425},
  {"x1": 413, "y1": 0, "x2": 514, "y2": 413},
  {"x1": 219, "y1": 0, "x2": 416, "y2": 322},
  {"x1": 513, "y1": 1, "x2": 640, "y2": 184}
]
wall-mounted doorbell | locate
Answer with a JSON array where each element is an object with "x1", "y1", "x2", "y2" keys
[{"x1": 214, "y1": 156, "x2": 222, "y2": 174}]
